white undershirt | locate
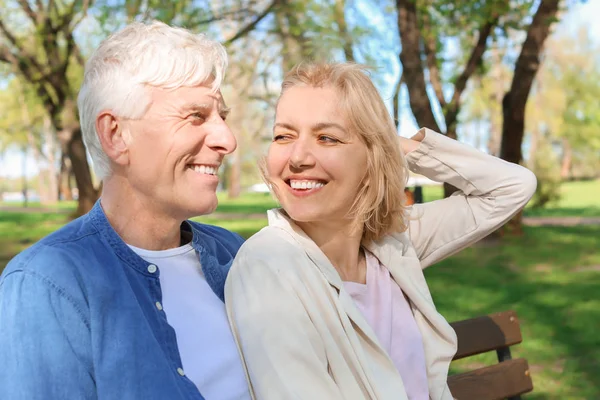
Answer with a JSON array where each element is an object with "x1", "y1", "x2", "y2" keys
[{"x1": 129, "y1": 243, "x2": 250, "y2": 400}]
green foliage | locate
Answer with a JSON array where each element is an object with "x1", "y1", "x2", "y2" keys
[{"x1": 530, "y1": 140, "x2": 563, "y2": 209}]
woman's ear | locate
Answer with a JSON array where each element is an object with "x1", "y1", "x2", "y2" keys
[{"x1": 96, "y1": 111, "x2": 130, "y2": 167}]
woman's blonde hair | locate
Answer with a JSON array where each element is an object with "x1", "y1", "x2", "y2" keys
[{"x1": 272, "y1": 62, "x2": 410, "y2": 243}]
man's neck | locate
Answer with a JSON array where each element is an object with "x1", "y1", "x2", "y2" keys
[
  {"x1": 100, "y1": 176, "x2": 184, "y2": 250},
  {"x1": 297, "y1": 220, "x2": 365, "y2": 283}
]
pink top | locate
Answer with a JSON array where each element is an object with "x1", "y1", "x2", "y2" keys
[{"x1": 343, "y1": 251, "x2": 429, "y2": 400}]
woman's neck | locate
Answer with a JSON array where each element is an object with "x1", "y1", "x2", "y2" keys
[{"x1": 297, "y1": 220, "x2": 366, "y2": 283}]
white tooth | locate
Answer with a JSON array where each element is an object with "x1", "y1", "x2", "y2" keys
[
  {"x1": 316, "y1": 183, "x2": 324, "y2": 188},
  {"x1": 301, "y1": 181, "x2": 307, "y2": 189},
  {"x1": 208, "y1": 167, "x2": 215, "y2": 175}
]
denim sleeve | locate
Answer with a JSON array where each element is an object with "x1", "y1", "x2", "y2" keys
[{"x1": 0, "y1": 270, "x2": 96, "y2": 399}]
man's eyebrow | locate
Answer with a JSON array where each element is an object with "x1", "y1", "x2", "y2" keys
[
  {"x1": 182, "y1": 102, "x2": 231, "y2": 117},
  {"x1": 220, "y1": 105, "x2": 231, "y2": 117}
]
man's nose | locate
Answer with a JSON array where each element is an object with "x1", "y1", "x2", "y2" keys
[{"x1": 205, "y1": 117, "x2": 237, "y2": 155}]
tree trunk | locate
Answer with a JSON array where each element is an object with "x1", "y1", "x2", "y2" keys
[
  {"x1": 333, "y1": 0, "x2": 354, "y2": 62},
  {"x1": 500, "y1": 0, "x2": 561, "y2": 236},
  {"x1": 393, "y1": 71, "x2": 404, "y2": 129},
  {"x1": 44, "y1": 116, "x2": 59, "y2": 202},
  {"x1": 66, "y1": 127, "x2": 98, "y2": 217},
  {"x1": 396, "y1": 0, "x2": 441, "y2": 132},
  {"x1": 58, "y1": 153, "x2": 73, "y2": 201},
  {"x1": 275, "y1": 2, "x2": 311, "y2": 71},
  {"x1": 21, "y1": 146, "x2": 29, "y2": 208},
  {"x1": 488, "y1": 49, "x2": 505, "y2": 157},
  {"x1": 560, "y1": 137, "x2": 572, "y2": 179}
]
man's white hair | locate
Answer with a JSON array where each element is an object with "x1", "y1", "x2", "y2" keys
[{"x1": 77, "y1": 21, "x2": 228, "y2": 180}]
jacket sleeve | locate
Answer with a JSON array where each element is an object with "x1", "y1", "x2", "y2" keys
[
  {"x1": 225, "y1": 251, "x2": 344, "y2": 400},
  {"x1": 0, "y1": 269, "x2": 95, "y2": 400},
  {"x1": 405, "y1": 128, "x2": 537, "y2": 268}
]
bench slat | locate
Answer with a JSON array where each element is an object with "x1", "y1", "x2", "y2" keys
[
  {"x1": 450, "y1": 310, "x2": 522, "y2": 360},
  {"x1": 448, "y1": 358, "x2": 533, "y2": 400}
]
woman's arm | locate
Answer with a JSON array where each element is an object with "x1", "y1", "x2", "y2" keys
[
  {"x1": 400, "y1": 128, "x2": 537, "y2": 268},
  {"x1": 225, "y1": 249, "x2": 344, "y2": 400}
]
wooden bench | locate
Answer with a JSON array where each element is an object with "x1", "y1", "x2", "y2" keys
[{"x1": 447, "y1": 310, "x2": 533, "y2": 400}]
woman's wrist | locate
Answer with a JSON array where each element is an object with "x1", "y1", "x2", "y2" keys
[{"x1": 398, "y1": 135, "x2": 422, "y2": 155}]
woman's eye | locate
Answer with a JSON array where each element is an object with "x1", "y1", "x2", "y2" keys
[
  {"x1": 273, "y1": 134, "x2": 290, "y2": 142},
  {"x1": 319, "y1": 135, "x2": 339, "y2": 144}
]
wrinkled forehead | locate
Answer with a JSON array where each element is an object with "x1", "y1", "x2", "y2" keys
[{"x1": 148, "y1": 84, "x2": 228, "y2": 111}]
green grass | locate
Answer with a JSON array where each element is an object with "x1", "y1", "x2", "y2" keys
[
  {"x1": 524, "y1": 179, "x2": 600, "y2": 218},
  {"x1": 0, "y1": 211, "x2": 70, "y2": 269},
  {"x1": 430, "y1": 224, "x2": 600, "y2": 399},
  {"x1": 213, "y1": 192, "x2": 279, "y2": 215},
  {"x1": 0, "y1": 200, "x2": 77, "y2": 210},
  {"x1": 419, "y1": 179, "x2": 600, "y2": 218},
  {"x1": 1, "y1": 183, "x2": 599, "y2": 398}
]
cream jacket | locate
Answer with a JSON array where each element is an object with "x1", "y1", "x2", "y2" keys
[{"x1": 225, "y1": 129, "x2": 537, "y2": 400}]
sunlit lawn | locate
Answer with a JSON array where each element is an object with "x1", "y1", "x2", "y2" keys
[{"x1": 1, "y1": 179, "x2": 599, "y2": 398}]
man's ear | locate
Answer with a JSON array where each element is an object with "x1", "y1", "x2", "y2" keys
[{"x1": 96, "y1": 111, "x2": 130, "y2": 167}]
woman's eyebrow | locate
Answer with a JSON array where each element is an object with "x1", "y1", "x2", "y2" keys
[{"x1": 312, "y1": 122, "x2": 347, "y2": 133}]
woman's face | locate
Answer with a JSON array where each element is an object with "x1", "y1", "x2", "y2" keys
[{"x1": 267, "y1": 85, "x2": 368, "y2": 225}]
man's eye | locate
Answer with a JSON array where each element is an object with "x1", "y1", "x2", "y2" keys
[
  {"x1": 273, "y1": 134, "x2": 290, "y2": 142},
  {"x1": 190, "y1": 112, "x2": 206, "y2": 121}
]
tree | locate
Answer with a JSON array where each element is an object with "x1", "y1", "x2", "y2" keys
[
  {"x1": 395, "y1": 0, "x2": 524, "y2": 196},
  {"x1": 499, "y1": 0, "x2": 561, "y2": 235},
  {"x1": 0, "y1": 1, "x2": 97, "y2": 216},
  {"x1": 0, "y1": 77, "x2": 60, "y2": 204}
]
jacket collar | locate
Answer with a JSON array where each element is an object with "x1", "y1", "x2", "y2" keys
[{"x1": 88, "y1": 199, "x2": 232, "y2": 301}]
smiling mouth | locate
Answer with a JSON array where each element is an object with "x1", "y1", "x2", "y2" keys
[
  {"x1": 188, "y1": 164, "x2": 219, "y2": 176},
  {"x1": 285, "y1": 179, "x2": 327, "y2": 190}
]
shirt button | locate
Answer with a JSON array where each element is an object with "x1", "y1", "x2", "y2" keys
[
  {"x1": 147, "y1": 264, "x2": 157, "y2": 274},
  {"x1": 177, "y1": 368, "x2": 185, "y2": 376},
  {"x1": 155, "y1": 301, "x2": 163, "y2": 311}
]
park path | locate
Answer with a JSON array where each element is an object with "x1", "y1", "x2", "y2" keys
[{"x1": 2, "y1": 206, "x2": 600, "y2": 227}]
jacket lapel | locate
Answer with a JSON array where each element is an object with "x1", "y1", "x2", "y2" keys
[{"x1": 367, "y1": 234, "x2": 457, "y2": 400}]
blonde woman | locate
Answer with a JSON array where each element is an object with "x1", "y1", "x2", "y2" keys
[{"x1": 225, "y1": 62, "x2": 536, "y2": 400}]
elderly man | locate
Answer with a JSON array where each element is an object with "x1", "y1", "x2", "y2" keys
[{"x1": 0, "y1": 21, "x2": 250, "y2": 400}]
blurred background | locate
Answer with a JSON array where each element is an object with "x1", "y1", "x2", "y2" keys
[{"x1": 0, "y1": 0, "x2": 598, "y2": 398}]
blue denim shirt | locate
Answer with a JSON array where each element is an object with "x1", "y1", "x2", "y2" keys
[{"x1": 0, "y1": 201, "x2": 245, "y2": 399}]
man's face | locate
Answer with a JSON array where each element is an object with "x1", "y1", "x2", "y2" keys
[{"x1": 122, "y1": 85, "x2": 236, "y2": 220}]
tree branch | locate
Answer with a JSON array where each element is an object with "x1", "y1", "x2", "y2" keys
[
  {"x1": 396, "y1": 0, "x2": 441, "y2": 132},
  {"x1": 225, "y1": 0, "x2": 278, "y2": 46},
  {"x1": 421, "y1": 10, "x2": 445, "y2": 108},
  {"x1": 393, "y1": 70, "x2": 404, "y2": 129},
  {"x1": 445, "y1": 17, "x2": 497, "y2": 128},
  {"x1": 0, "y1": 17, "x2": 47, "y2": 77},
  {"x1": 17, "y1": 0, "x2": 37, "y2": 24},
  {"x1": 334, "y1": 0, "x2": 354, "y2": 62},
  {"x1": 0, "y1": 44, "x2": 11, "y2": 63}
]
